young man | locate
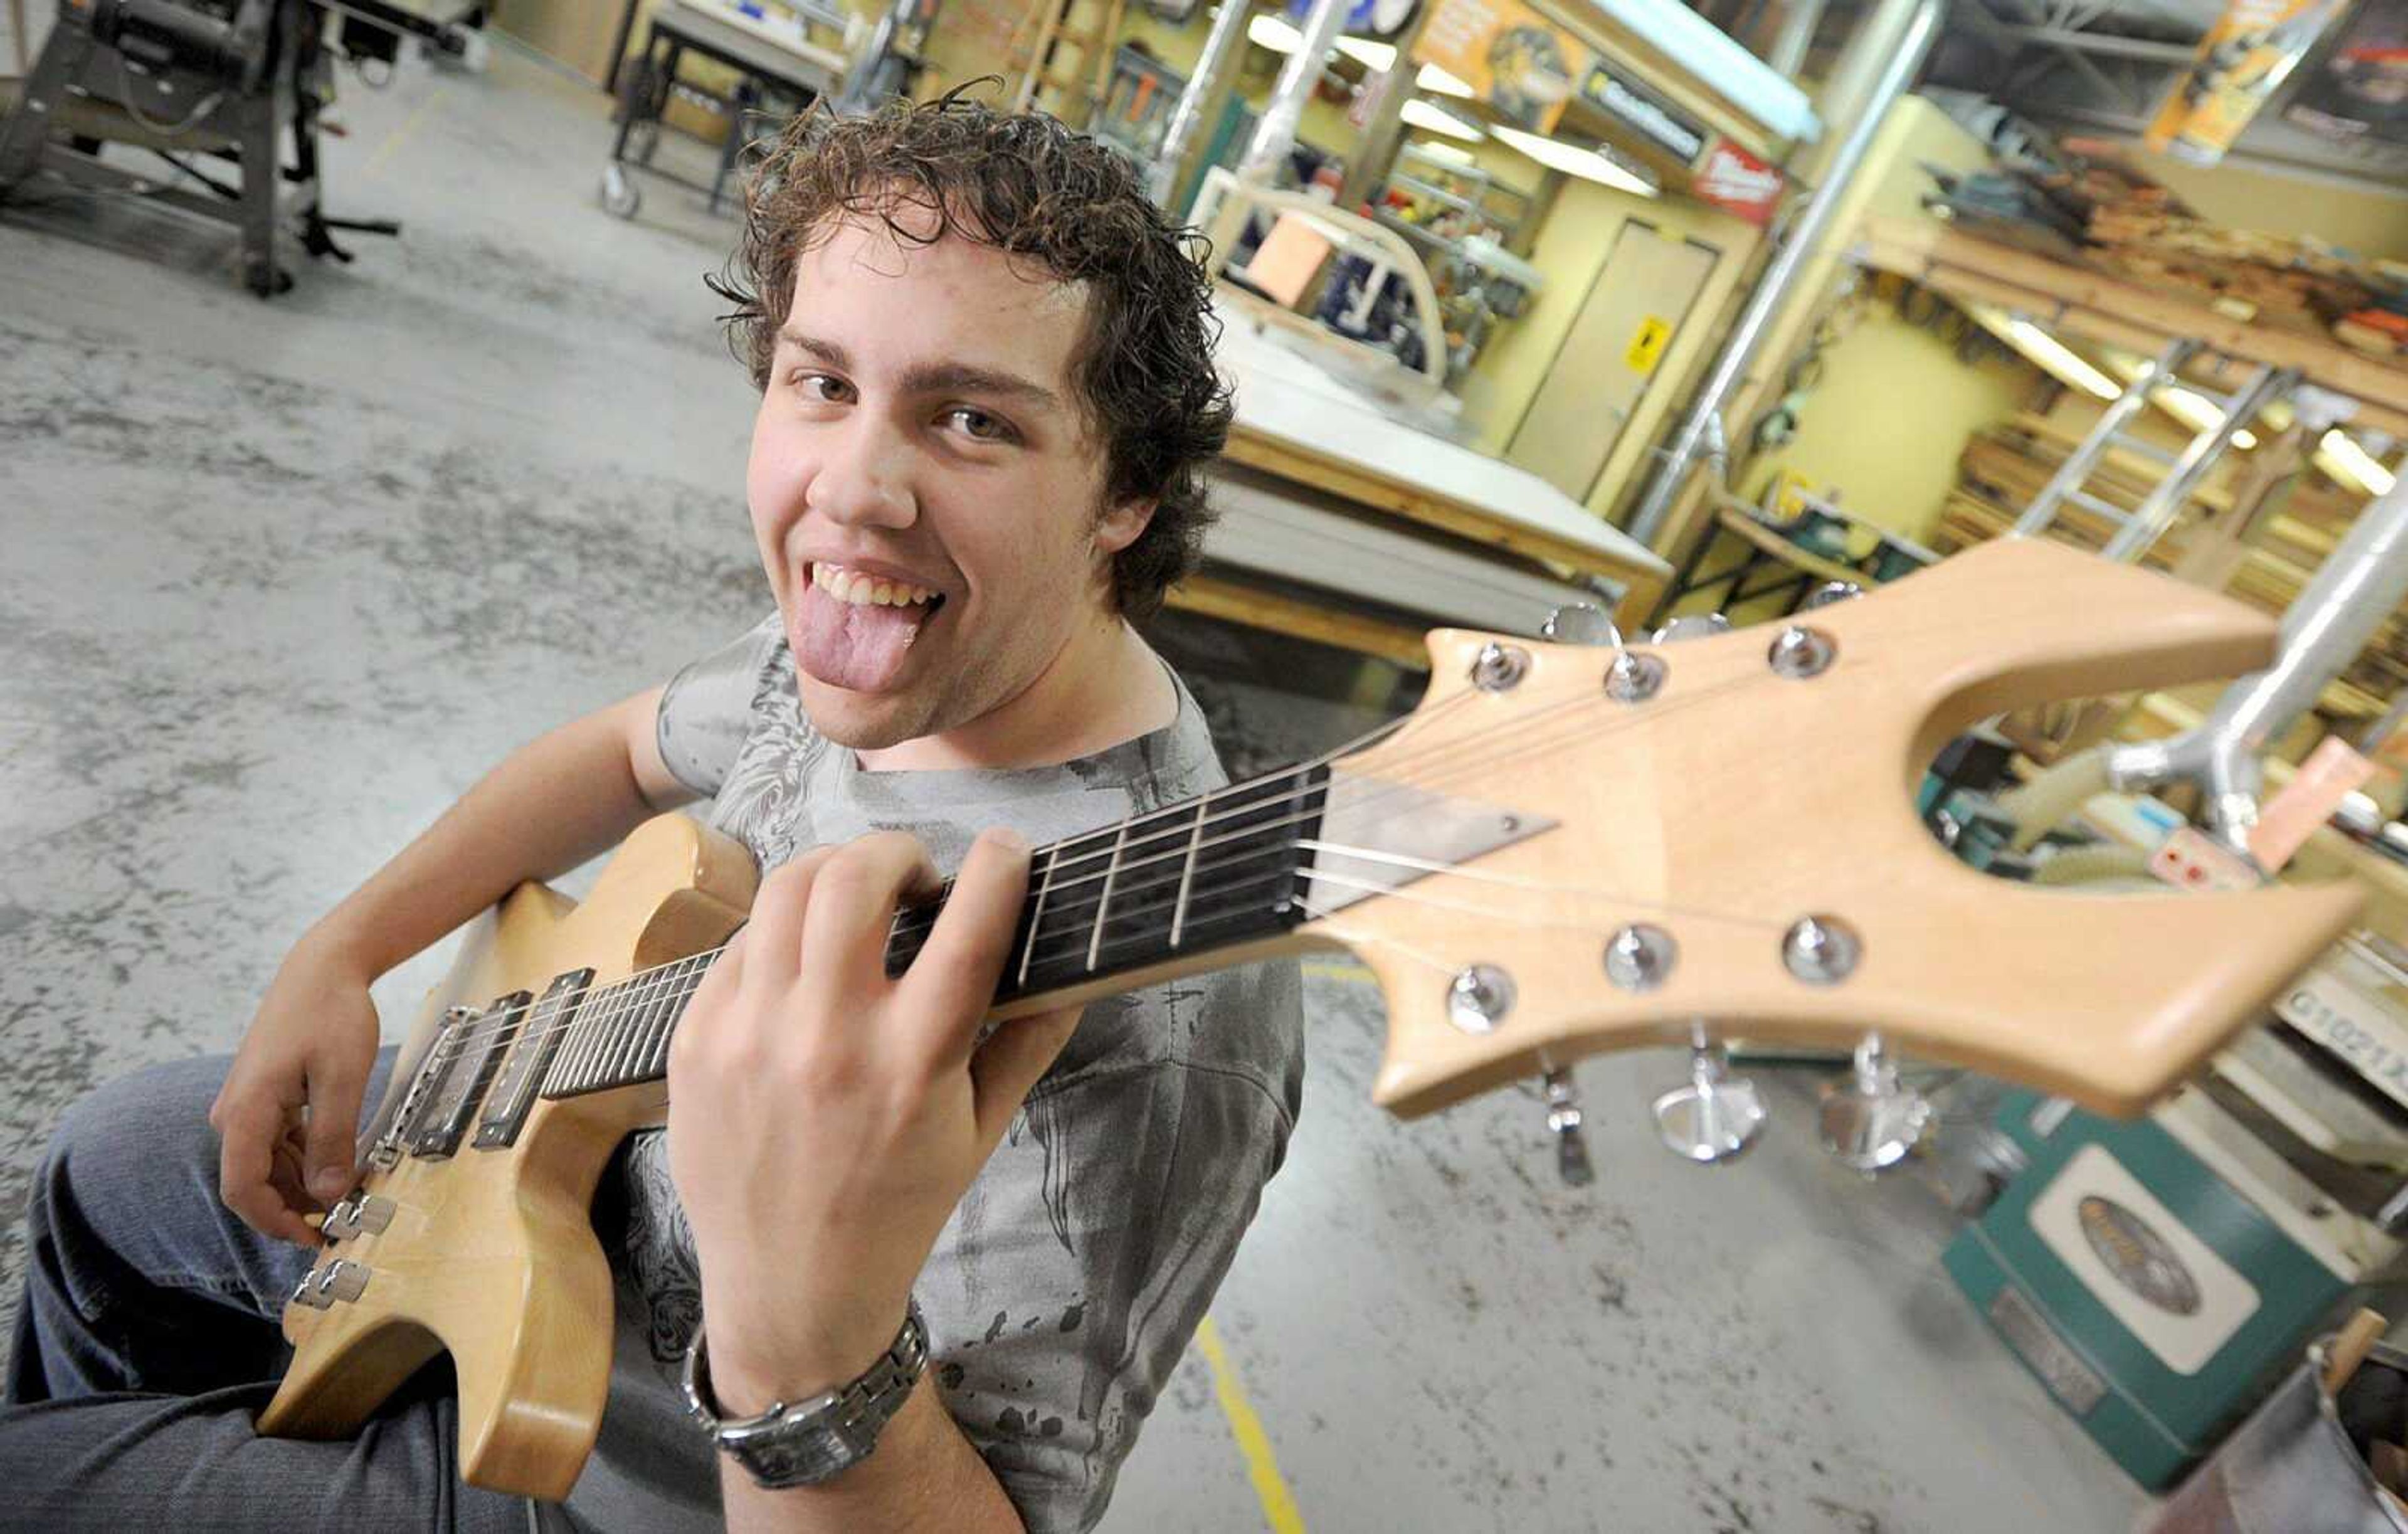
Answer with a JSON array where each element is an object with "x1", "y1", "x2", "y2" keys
[{"x1": 0, "y1": 97, "x2": 1304, "y2": 1533}]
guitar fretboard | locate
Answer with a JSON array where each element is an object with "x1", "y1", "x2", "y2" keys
[{"x1": 530, "y1": 763, "x2": 1333, "y2": 1099}]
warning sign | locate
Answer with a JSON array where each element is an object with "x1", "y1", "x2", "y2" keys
[{"x1": 1625, "y1": 316, "x2": 1671, "y2": 374}]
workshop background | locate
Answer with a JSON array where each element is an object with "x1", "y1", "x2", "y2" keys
[{"x1": 8, "y1": 0, "x2": 2408, "y2": 1529}]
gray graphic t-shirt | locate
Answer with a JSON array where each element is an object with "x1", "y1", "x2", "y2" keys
[{"x1": 552, "y1": 613, "x2": 1306, "y2": 1534}]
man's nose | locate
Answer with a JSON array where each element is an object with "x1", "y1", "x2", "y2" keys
[{"x1": 808, "y1": 418, "x2": 918, "y2": 530}]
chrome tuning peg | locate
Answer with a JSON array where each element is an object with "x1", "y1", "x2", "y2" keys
[
  {"x1": 1819, "y1": 1032, "x2": 1931, "y2": 1174},
  {"x1": 1541, "y1": 603, "x2": 1619, "y2": 647},
  {"x1": 1650, "y1": 613, "x2": 1732, "y2": 645},
  {"x1": 1541, "y1": 1066, "x2": 1595, "y2": 1187},
  {"x1": 1652, "y1": 1023, "x2": 1766, "y2": 1164},
  {"x1": 1803, "y1": 581, "x2": 1862, "y2": 610}
]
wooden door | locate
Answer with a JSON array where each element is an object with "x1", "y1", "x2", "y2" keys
[{"x1": 1507, "y1": 220, "x2": 1718, "y2": 504}]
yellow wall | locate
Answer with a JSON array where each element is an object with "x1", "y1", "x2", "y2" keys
[
  {"x1": 2130, "y1": 153, "x2": 2408, "y2": 263},
  {"x1": 1644, "y1": 95, "x2": 2038, "y2": 562},
  {"x1": 1736, "y1": 300, "x2": 2039, "y2": 546}
]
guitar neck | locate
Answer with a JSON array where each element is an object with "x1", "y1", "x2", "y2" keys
[{"x1": 534, "y1": 764, "x2": 1334, "y2": 1099}]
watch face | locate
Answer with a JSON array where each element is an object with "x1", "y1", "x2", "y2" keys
[{"x1": 1368, "y1": 0, "x2": 1417, "y2": 37}]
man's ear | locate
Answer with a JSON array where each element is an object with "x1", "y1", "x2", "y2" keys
[{"x1": 1094, "y1": 497, "x2": 1156, "y2": 558}]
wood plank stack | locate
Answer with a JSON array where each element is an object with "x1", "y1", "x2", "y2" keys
[
  {"x1": 1923, "y1": 140, "x2": 2407, "y2": 352},
  {"x1": 2083, "y1": 204, "x2": 2377, "y2": 338}
]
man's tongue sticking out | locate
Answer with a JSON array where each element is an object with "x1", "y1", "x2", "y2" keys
[{"x1": 796, "y1": 574, "x2": 936, "y2": 692}]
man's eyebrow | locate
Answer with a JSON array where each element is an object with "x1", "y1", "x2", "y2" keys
[{"x1": 778, "y1": 329, "x2": 1062, "y2": 412}]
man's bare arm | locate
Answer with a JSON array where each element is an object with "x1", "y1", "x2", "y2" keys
[
  {"x1": 309, "y1": 684, "x2": 695, "y2": 976},
  {"x1": 214, "y1": 685, "x2": 697, "y2": 1240}
]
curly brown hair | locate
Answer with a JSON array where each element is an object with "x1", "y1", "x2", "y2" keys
[{"x1": 708, "y1": 90, "x2": 1233, "y2": 620}]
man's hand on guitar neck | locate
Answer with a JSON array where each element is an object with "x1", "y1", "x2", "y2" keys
[{"x1": 668, "y1": 827, "x2": 1083, "y2": 1530}]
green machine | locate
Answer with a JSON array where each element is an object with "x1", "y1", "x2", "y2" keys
[{"x1": 1946, "y1": 943, "x2": 2408, "y2": 1489}]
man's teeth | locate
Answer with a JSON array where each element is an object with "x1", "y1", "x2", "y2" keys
[{"x1": 811, "y1": 563, "x2": 939, "y2": 608}]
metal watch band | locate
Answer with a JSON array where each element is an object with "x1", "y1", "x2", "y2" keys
[{"x1": 681, "y1": 1298, "x2": 931, "y2": 1489}]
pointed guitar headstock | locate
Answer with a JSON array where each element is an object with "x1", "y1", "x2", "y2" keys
[{"x1": 1303, "y1": 537, "x2": 2363, "y2": 1121}]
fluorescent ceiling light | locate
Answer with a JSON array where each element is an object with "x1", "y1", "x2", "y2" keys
[
  {"x1": 1489, "y1": 123, "x2": 1654, "y2": 195},
  {"x1": 2321, "y1": 429, "x2": 2399, "y2": 497},
  {"x1": 1416, "y1": 62, "x2": 1476, "y2": 98},
  {"x1": 2002, "y1": 319, "x2": 2120, "y2": 401},
  {"x1": 1245, "y1": 13, "x2": 1392, "y2": 70},
  {"x1": 1248, "y1": 14, "x2": 1302, "y2": 51},
  {"x1": 1336, "y1": 36, "x2": 1394, "y2": 69},
  {"x1": 1405, "y1": 138, "x2": 1476, "y2": 167},
  {"x1": 1401, "y1": 98, "x2": 1484, "y2": 142},
  {"x1": 2099, "y1": 350, "x2": 2263, "y2": 451},
  {"x1": 2155, "y1": 386, "x2": 2258, "y2": 452}
]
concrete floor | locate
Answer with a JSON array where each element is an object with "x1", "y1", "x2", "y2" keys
[{"x1": 1, "y1": 28, "x2": 2153, "y2": 1532}]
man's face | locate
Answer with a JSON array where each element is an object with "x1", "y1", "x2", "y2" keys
[{"x1": 746, "y1": 209, "x2": 1152, "y2": 752}]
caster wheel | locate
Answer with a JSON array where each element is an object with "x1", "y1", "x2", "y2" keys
[{"x1": 599, "y1": 164, "x2": 641, "y2": 220}]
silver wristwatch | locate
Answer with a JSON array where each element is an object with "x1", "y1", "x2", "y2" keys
[{"x1": 681, "y1": 1299, "x2": 930, "y2": 1489}]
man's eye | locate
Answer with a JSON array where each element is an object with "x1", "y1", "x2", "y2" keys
[
  {"x1": 791, "y1": 373, "x2": 853, "y2": 403},
  {"x1": 946, "y1": 407, "x2": 1014, "y2": 443}
]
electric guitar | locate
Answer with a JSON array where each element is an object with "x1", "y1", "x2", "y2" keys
[{"x1": 255, "y1": 536, "x2": 2363, "y2": 1498}]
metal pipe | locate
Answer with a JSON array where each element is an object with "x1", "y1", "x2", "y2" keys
[
  {"x1": 1146, "y1": 0, "x2": 1252, "y2": 208},
  {"x1": 1765, "y1": 0, "x2": 1828, "y2": 78},
  {"x1": 1622, "y1": 0, "x2": 1945, "y2": 547},
  {"x1": 1238, "y1": 0, "x2": 1348, "y2": 181},
  {"x1": 2108, "y1": 475, "x2": 2408, "y2": 850}
]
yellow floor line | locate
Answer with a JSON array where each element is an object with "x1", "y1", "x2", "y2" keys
[
  {"x1": 362, "y1": 86, "x2": 444, "y2": 181},
  {"x1": 1195, "y1": 1316, "x2": 1308, "y2": 1534},
  {"x1": 1299, "y1": 958, "x2": 1373, "y2": 982}
]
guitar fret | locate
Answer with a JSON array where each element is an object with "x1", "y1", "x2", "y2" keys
[
  {"x1": 580, "y1": 993, "x2": 616, "y2": 1092},
  {"x1": 636, "y1": 968, "x2": 670, "y2": 1081},
  {"x1": 630, "y1": 965, "x2": 673, "y2": 1084},
  {"x1": 647, "y1": 958, "x2": 699, "y2": 1077},
  {"x1": 1086, "y1": 821, "x2": 1130, "y2": 972},
  {"x1": 604, "y1": 975, "x2": 655, "y2": 1088},
  {"x1": 1018, "y1": 845, "x2": 1061, "y2": 987},
  {"x1": 1170, "y1": 790, "x2": 1210, "y2": 949}
]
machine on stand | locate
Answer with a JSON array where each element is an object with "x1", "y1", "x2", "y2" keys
[
  {"x1": 1938, "y1": 478, "x2": 2408, "y2": 1491},
  {"x1": 0, "y1": 0, "x2": 478, "y2": 295}
]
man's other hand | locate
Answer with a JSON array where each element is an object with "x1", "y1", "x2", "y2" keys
[{"x1": 210, "y1": 934, "x2": 384, "y2": 1245}]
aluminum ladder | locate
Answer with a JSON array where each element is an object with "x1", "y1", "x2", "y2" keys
[{"x1": 2010, "y1": 337, "x2": 2300, "y2": 563}]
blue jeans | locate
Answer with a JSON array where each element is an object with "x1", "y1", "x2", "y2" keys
[{"x1": 1, "y1": 1050, "x2": 531, "y2": 1533}]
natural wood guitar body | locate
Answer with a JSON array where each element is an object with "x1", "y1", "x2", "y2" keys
[{"x1": 255, "y1": 815, "x2": 756, "y2": 1500}]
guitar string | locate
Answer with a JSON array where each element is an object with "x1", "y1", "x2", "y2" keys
[
  {"x1": 410, "y1": 653, "x2": 1778, "y2": 1071},
  {"x1": 411, "y1": 625, "x2": 1946, "y2": 1081},
  {"x1": 398, "y1": 692, "x2": 1465, "y2": 1075},
  {"x1": 405, "y1": 638, "x2": 1903, "y2": 1082},
  {"x1": 441, "y1": 593, "x2": 2049, "y2": 1088}
]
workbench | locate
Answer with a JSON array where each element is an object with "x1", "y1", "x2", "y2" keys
[
  {"x1": 601, "y1": 0, "x2": 842, "y2": 219},
  {"x1": 1175, "y1": 320, "x2": 1672, "y2": 668}
]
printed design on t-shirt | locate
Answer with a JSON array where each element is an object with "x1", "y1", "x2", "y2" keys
[
  {"x1": 618, "y1": 1129, "x2": 704, "y2": 1367},
  {"x1": 707, "y1": 642, "x2": 826, "y2": 870}
]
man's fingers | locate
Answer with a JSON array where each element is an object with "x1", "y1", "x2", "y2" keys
[
  {"x1": 970, "y1": 1005, "x2": 1084, "y2": 1145},
  {"x1": 302, "y1": 1054, "x2": 369, "y2": 1202},
  {"x1": 216, "y1": 1090, "x2": 316, "y2": 1245},
  {"x1": 798, "y1": 832, "x2": 940, "y2": 1005},
  {"x1": 744, "y1": 844, "x2": 837, "y2": 985},
  {"x1": 903, "y1": 827, "x2": 1034, "y2": 1051}
]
